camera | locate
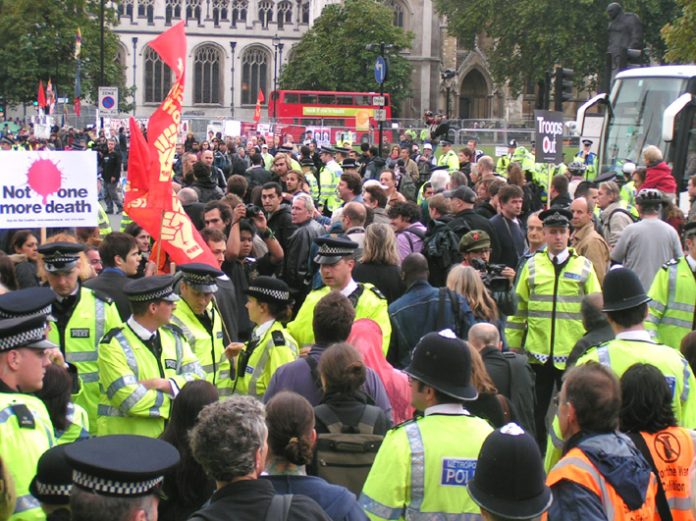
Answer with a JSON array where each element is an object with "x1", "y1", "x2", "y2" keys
[
  {"x1": 470, "y1": 258, "x2": 509, "y2": 292},
  {"x1": 245, "y1": 204, "x2": 262, "y2": 218}
]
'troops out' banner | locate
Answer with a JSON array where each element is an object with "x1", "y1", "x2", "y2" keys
[{"x1": 0, "y1": 151, "x2": 99, "y2": 228}]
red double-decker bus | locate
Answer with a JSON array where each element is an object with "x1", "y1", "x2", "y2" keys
[{"x1": 268, "y1": 90, "x2": 392, "y2": 145}]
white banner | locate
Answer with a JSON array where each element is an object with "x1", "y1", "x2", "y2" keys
[{"x1": 0, "y1": 151, "x2": 99, "y2": 229}]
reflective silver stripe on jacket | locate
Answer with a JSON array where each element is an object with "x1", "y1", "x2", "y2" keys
[
  {"x1": 95, "y1": 297, "x2": 105, "y2": 344},
  {"x1": 359, "y1": 493, "x2": 403, "y2": 520},
  {"x1": 80, "y1": 371, "x2": 99, "y2": 383},
  {"x1": 248, "y1": 338, "x2": 273, "y2": 398},
  {"x1": 596, "y1": 346, "x2": 611, "y2": 366},
  {"x1": 551, "y1": 456, "x2": 617, "y2": 519},
  {"x1": 14, "y1": 494, "x2": 40, "y2": 513},
  {"x1": 405, "y1": 422, "x2": 426, "y2": 512},
  {"x1": 113, "y1": 331, "x2": 149, "y2": 413},
  {"x1": 66, "y1": 351, "x2": 99, "y2": 363},
  {"x1": 681, "y1": 357, "x2": 690, "y2": 403}
]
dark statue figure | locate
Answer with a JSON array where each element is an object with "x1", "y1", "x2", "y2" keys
[{"x1": 606, "y1": 2, "x2": 644, "y2": 73}]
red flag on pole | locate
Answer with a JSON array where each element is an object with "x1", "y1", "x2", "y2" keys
[
  {"x1": 37, "y1": 81, "x2": 46, "y2": 109},
  {"x1": 124, "y1": 21, "x2": 218, "y2": 269},
  {"x1": 254, "y1": 89, "x2": 265, "y2": 123}
]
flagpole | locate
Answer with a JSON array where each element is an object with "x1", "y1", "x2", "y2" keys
[{"x1": 154, "y1": 208, "x2": 166, "y2": 272}]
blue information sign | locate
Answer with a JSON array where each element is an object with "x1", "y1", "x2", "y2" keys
[{"x1": 374, "y1": 56, "x2": 388, "y2": 84}]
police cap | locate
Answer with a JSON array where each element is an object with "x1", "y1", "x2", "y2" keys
[
  {"x1": 300, "y1": 158, "x2": 315, "y2": 167},
  {"x1": 404, "y1": 329, "x2": 478, "y2": 401},
  {"x1": 245, "y1": 276, "x2": 291, "y2": 305},
  {"x1": 38, "y1": 242, "x2": 85, "y2": 273},
  {"x1": 602, "y1": 267, "x2": 650, "y2": 312},
  {"x1": 508, "y1": 139, "x2": 518, "y2": 148},
  {"x1": 278, "y1": 145, "x2": 294, "y2": 153},
  {"x1": 178, "y1": 263, "x2": 224, "y2": 294},
  {"x1": 0, "y1": 314, "x2": 57, "y2": 352},
  {"x1": 65, "y1": 435, "x2": 179, "y2": 497},
  {"x1": 468, "y1": 423, "x2": 552, "y2": 518},
  {"x1": 459, "y1": 230, "x2": 491, "y2": 253},
  {"x1": 313, "y1": 237, "x2": 359, "y2": 265},
  {"x1": 0, "y1": 287, "x2": 56, "y2": 319},
  {"x1": 319, "y1": 146, "x2": 336, "y2": 155},
  {"x1": 30, "y1": 445, "x2": 72, "y2": 505},
  {"x1": 341, "y1": 158, "x2": 359, "y2": 170},
  {"x1": 439, "y1": 140, "x2": 452, "y2": 147},
  {"x1": 124, "y1": 275, "x2": 179, "y2": 303},
  {"x1": 684, "y1": 221, "x2": 696, "y2": 239},
  {"x1": 582, "y1": 139, "x2": 593, "y2": 146},
  {"x1": 539, "y1": 207, "x2": 572, "y2": 228},
  {"x1": 334, "y1": 146, "x2": 351, "y2": 156}
]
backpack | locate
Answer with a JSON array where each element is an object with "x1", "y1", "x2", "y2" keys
[
  {"x1": 423, "y1": 220, "x2": 466, "y2": 286},
  {"x1": 605, "y1": 207, "x2": 639, "y2": 235},
  {"x1": 313, "y1": 404, "x2": 384, "y2": 495},
  {"x1": 400, "y1": 225, "x2": 426, "y2": 255}
]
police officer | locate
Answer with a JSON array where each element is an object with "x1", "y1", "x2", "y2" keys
[
  {"x1": 287, "y1": 237, "x2": 391, "y2": 354},
  {"x1": 436, "y1": 140, "x2": 459, "y2": 173},
  {"x1": 506, "y1": 208, "x2": 600, "y2": 446},
  {"x1": 360, "y1": 330, "x2": 494, "y2": 520},
  {"x1": 97, "y1": 276, "x2": 204, "y2": 437},
  {"x1": 29, "y1": 445, "x2": 72, "y2": 521},
  {"x1": 0, "y1": 312, "x2": 57, "y2": 521},
  {"x1": 227, "y1": 277, "x2": 298, "y2": 399},
  {"x1": 318, "y1": 146, "x2": 342, "y2": 214},
  {"x1": 496, "y1": 139, "x2": 516, "y2": 176},
  {"x1": 575, "y1": 139, "x2": 597, "y2": 166},
  {"x1": 39, "y1": 242, "x2": 122, "y2": 434},
  {"x1": 170, "y1": 263, "x2": 234, "y2": 398},
  {"x1": 646, "y1": 221, "x2": 696, "y2": 349},
  {"x1": 545, "y1": 267, "x2": 696, "y2": 469},
  {"x1": 65, "y1": 435, "x2": 179, "y2": 521}
]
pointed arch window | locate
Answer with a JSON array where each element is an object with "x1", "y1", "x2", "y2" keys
[
  {"x1": 144, "y1": 47, "x2": 172, "y2": 103},
  {"x1": 194, "y1": 45, "x2": 223, "y2": 104},
  {"x1": 241, "y1": 47, "x2": 269, "y2": 105}
]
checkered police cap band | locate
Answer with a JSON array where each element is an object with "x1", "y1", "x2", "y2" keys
[
  {"x1": 0, "y1": 325, "x2": 46, "y2": 351},
  {"x1": 73, "y1": 470, "x2": 163, "y2": 497},
  {"x1": 0, "y1": 304, "x2": 52, "y2": 319},
  {"x1": 247, "y1": 286, "x2": 290, "y2": 301},
  {"x1": 44, "y1": 259, "x2": 79, "y2": 272},
  {"x1": 127, "y1": 286, "x2": 175, "y2": 302},
  {"x1": 35, "y1": 481, "x2": 71, "y2": 497},
  {"x1": 183, "y1": 273, "x2": 217, "y2": 285},
  {"x1": 317, "y1": 244, "x2": 354, "y2": 257}
]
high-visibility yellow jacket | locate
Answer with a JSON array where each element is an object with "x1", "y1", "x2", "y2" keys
[
  {"x1": 234, "y1": 320, "x2": 298, "y2": 399},
  {"x1": 0, "y1": 391, "x2": 54, "y2": 521},
  {"x1": 287, "y1": 283, "x2": 391, "y2": 354},
  {"x1": 47, "y1": 287, "x2": 122, "y2": 434},
  {"x1": 545, "y1": 336, "x2": 696, "y2": 471},
  {"x1": 55, "y1": 402, "x2": 89, "y2": 445},
  {"x1": 171, "y1": 299, "x2": 234, "y2": 398},
  {"x1": 319, "y1": 160, "x2": 342, "y2": 212},
  {"x1": 359, "y1": 410, "x2": 493, "y2": 520},
  {"x1": 647, "y1": 257, "x2": 696, "y2": 350},
  {"x1": 97, "y1": 323, "x2": 204, "y2": 437},
  {"x1": 437, "y1": 150, "x2": 459, "y2": 173},
  {"x1": 97, "y1": 205, "x2": 113, "y2": 237},
  {"x1": 506, "y1": 250, "x2": 600, "y2": 370}
]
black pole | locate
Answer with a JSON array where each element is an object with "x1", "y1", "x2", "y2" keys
[
  {"x1": 378, "y1": 42, "x2": 384, "y2": 157},
  {"x1": 446, "y1": 87, "x2": 451, "y2": 118},
  {"x1": 100, "y1": 0, "x2": 105, "y2": 128},
  {"x1": 230, "y1": 41, "x2": 236, "y2": 118},
  {"x1": 273, "y1": 38, "x2": 279, "y2": 127},
  {"x1": 131, "y1": 37, "x2": 137, "y2": 115}
]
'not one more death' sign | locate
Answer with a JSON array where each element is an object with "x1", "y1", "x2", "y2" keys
[{"x1": 0, "y1": 151, "x2": 99, "y2": 229}]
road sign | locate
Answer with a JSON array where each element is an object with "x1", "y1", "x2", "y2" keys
[
  {"x1": 98, "y1": 87, "x2": 119, "y2": 116},
  {"x1": 374, "y1": 56, "x2": 388, "y2": 84},
  {"x1": 374, "y1": 109, "x2": 387, "y2": 122},
  {"x1": 372, "y1": 96, "x2": 385, "y2": 106}
]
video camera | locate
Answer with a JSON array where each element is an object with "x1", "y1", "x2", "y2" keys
[{"x1": 470, "y1": 258, "x2": 509, "y2": 292}]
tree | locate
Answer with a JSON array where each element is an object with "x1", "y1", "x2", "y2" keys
[
  {"x1": 662, "y1": 0, "x2": 696, "y2": 62},
  {"x1": 0, "y1": 0, "x2": 131, "y2": 111},
  {"x1": 436, "y1": 0, "x2": 675, "y2": 95},
  {"x1": 279, "y1": 0, "x2": 413, "y2": 113}
]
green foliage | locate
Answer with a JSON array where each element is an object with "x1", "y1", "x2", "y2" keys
[
  {"x1": 436, "y1": 0, "x2": 675, "y2": 94},
  {"x1": 0, "y1": 0, "x2": 131, "y2": 111},
  {"x1": 662, "y1": 0, "x2": 696, "y2": 62},
  {"x1": 279, "y1": 0, "x2": 413, "y2": 113}
]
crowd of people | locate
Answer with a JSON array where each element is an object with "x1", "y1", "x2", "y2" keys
[{"x1": 1, "y1": 120, "x2": 696, "y2": 521}]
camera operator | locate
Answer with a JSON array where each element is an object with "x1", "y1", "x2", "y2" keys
[
  {"x1": 458, "y1": 230, "x2": 516, "y2": 316},
  {"x1": 227, "y1": 202, "x2": 284, "y2": 280}
]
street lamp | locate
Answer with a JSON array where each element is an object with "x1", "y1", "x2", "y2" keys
[
  {"x1": 272, "y1": 35, "x2": 284, "y2": 127},
  {"x1": 131, "y1": 37, "x2": 138, "y2": 115},
  {"x1": 366, "y1": 42, "x2": 394, "y2": 155},
  {"x1": 229, "y1": 41, "x2": 236, "y2": 118},
  {"x1": 441, "y1": 69, "x2": 456, "y2": 119}
]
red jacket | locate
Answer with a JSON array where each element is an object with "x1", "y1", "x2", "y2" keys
[{"x1": 643, "y1": 161, "x2": 677, "y2": 194}]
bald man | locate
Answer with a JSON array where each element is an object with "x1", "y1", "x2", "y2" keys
[
  {"x1": 570, "y1": 197, "x2": 610, "y2": 283},
  {"x1": 567, "y1": 293, "x2": 614, "y2": 367},
  {"x1": 178, "y1": 187, "x2": 206, "y2": 230},
  {"x1": 468, "y1": 323, "x2": 535, "y2": 433},
  {"x1": 388, "y1": 253, "x2": 476, "y2": 368}
]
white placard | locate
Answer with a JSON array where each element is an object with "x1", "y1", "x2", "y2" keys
[
  {"x1": 224, "y1": 120, "x2": 242, "y2": 137},
  {"x1": 98, "y1": 87, "x2": 119, "y2": 116},
  {"x1": 0, "y1": 151, "x2": 99, "y2": 228}
]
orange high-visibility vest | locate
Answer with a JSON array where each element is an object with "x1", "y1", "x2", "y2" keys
[
  {"x1": 547, "y1": 447, "x2": 659, "y2": 520},
  {"x1": 641, "y1": 427, "x2": 696, "y2": 521}
]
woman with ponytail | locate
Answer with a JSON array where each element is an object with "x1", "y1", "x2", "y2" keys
[{"x1": 264, "y1": 391, "x2": 368, "y2": 521}]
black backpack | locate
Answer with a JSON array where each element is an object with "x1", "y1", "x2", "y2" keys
[{"x1": 423, "y1": 220, "x2": 467, "y2": 286}]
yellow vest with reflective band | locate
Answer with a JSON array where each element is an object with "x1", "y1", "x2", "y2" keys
[
  {"x1": 506, "y1": 250, "x2": 601, "y2": 370},
  {"x1": 119, "y1": 210, "x2": 134, "y2": 232},
  {"x1": 437, "y1": 150, "x2": 459, "y2": 173},
  {"x1": 170, "y1": 299, "x2": 234, "y2": 398},
  {"x1": 287, "y1": 283, "x2": 391, "y2": 355},
  {"x1": 359, "y1": 412, "x2": 493, "y2": 521},
  {"x1": 47, "y1": 287, "x2": 121, "y2": 435},
  {"x1": 620, "y1": 180, "x2": 636, "y2": 206},
  {"x1": 55, "y1": 402, "x2": 89, "y2": 445},
  {"x1": 544, "y1": 337, "x2": 696, "y2": 471},
  {"x1": 289, "y1": 157, "x2": 301, "y2": 172},
  {"x1": 97, "y1": 323, "x2": 204, "y2": 437},
  {"x1": 233, "y1": 320, "x2": 298, "y2": 398},
  {"x1": 0, "y1": 392, "x2": 54, "y2": 521},
  {"x1": 97, "y1": 205, "x2": 113, "y2": 237},
  {"x1": 319, "y1": 160, "x2": 342, "y2": 212},
  {"x1": 305, "y1": 171, "x2": 319, "y2": 202},
  {"x1": 647, "y1": 257, "x2": 696, "y2": 350}
]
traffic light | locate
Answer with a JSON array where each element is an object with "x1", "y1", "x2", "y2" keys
[
  {"x1": 554, "y1": 67, "x2": 574, "y2": 112},
  {"x1": 536, "y1": 72, "x2": 551, "y2": 110},
  {"x1": 619, "y1": 48, "x2": 644, "y2": 70}
]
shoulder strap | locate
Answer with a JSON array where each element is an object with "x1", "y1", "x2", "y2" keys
[
  {"x1": 626, "y1": 432, "x2": 673, "y2": 521},
  {"x1": 265, "y1": 494, "x2": 294, "y2": 521},
  {"x1": 436, "y1": 287, "x2": 447, "y2": 331},
  {"x1": 447, "y1": 289, "x2": 462, "y2": 336},
  {"x1": 347, "y1": 283, "x2": 365, "y2": 308},
  {"x1": 303, "y1": 356, "x2": 323, "y2": 394},
  {"x1": 357, "y1": 405, "x2": 381, "y2": 434},
  {"x1": 314, "y1": 404, "x2": 344, "y2": 434},
  {"x1": 496, "y1": 393, "x2": 512, "y2": 423}
]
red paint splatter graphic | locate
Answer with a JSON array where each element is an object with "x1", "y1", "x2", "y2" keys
[{"x1": 26, "y1": 158, "x2": 63, "y2": 204}]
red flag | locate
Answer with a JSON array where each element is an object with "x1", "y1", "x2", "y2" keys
[
  {"x1": 124, "y1": 22, "x2": 218, "y2": 268},
  {"x1": 37, "y1": 81, "x2": 46, "y2": 108},
  {"x1": 254, "y1": 89, "x2": 265, "y2": 123}
]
